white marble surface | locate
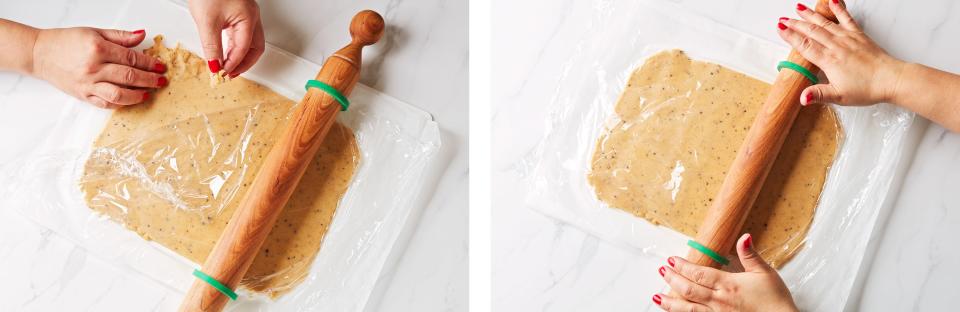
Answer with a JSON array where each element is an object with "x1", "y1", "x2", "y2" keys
[
  {"x1": 493, "y1": 0, "x2": 959, "y2": 311},
  {"x1": 0, "y1": 0, "x2": 466, "y2": 311}
]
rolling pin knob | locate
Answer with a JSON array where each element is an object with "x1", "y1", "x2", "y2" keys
[{"x1": 350, "y1": 10, "x2": 385, "y2": 46}]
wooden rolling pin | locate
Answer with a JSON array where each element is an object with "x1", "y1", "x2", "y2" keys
[
  {"x1": 178, "y1": 10, "x2": 384, "y2": 312},
  {"x1": 684, "y1": 0, "x2": 842, "y2": 268}
]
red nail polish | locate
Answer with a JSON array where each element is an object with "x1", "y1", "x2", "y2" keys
[
  {"x1": 158, "y1": 76, "x2": 168, "y2": 87},
  {"x1": 832, "y1": 0, "x2": 839, "y2": 3},
  {"x1": 153, "y1": 63, "x2": 166, "y2": 73},
  {"x1": 132, "y1": 29, "x2": 145, "y2": 35},
  {"x1": 142, "y1": 92, "x2": 150, "y2": 102},
  {"x1": 659, "y1": 266, "x2": 666, "y2": 277},
  {"x1": 207, "y1": 59, "x2": 221, "y2": 73},
  {"x1": 805, "y1": 93, "x2": 815, "y2": 105},
  {"x1": 744, "y1": 235, "x2": 753, "y2": 249},
  {"x1": 797, "y1": 3, "x2": 808, "y2": 11},
  {"x1": 668, "y1": 257, "x2": 676, "y2": 267},
  {"x1": 779, "y1": 17, "x2": 789, "y2": 23},
  {"x1": 653, "y1": 294, "x2": 662, "y2": 305},
  {"x1": 778, "y1": 22, "x2": 788, "y2": 30}
]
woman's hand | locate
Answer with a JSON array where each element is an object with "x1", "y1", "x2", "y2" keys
[
  {"x1": 653, "y1": 234, "x2": 798, "y2": 312},
  {"x1": 188, "y1": 0, "x2": 264, "y2": 78},
  {"x1": 777, "y1": 1, "x2": 906, "y2": 106},
  {"x1": 32, "y1": 27, "x2": 168, "y2": 109}
]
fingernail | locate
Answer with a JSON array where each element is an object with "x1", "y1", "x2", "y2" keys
[
  {"x1": 668, "y1": 257, "x2": 676, "y2": 267},
  {"x1": 658, "y1": 266, "x2": 666, "y2": 277},
  {"x1": 158, "y1": 76, "x2": 168, "y2": 87},
  {"x1": 745, "y1": 234, "x2": 753, "y2": 249},
  {"x1": 778, "y1": 22, "x2": 788, "y2": 30},
  {"x1": 207, "y1": 59, "x2": 221, "y2": 73},
  {"x1": 132, "y1": 29, "x2": 145, "y2": 35},
  {"x1": 153, "y1": 63, "x2": 167, "y2": 73},
  {"x1": 653, "y1": 294, "x2": 662, "y2": 306},
  {"x1": 805, "y1": 93, "x2": 814, "y2": 105},
  {"x1": 779, "y1": 17, "x2": 789, "y2": 23},
  {"x1": 797, "y1": 3, "x2": 808, "y2": 11},
  {"x1": 832, "y1": 0, "x2": 839, "y2": 4},
  {"x1": 142, "y1": 92, "x2": 150, "y2": 102}
]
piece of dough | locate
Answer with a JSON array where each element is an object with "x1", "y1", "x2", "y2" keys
[
  {"x1": 80, "y1": 36, "x2": 359, "y2": 297},
  {"x1": 588, "y1": 50, "x2": 841, "y2": 267}
]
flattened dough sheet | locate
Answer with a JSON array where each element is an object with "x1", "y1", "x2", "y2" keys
[
  {"x1": 588, "y1": 50, "x2": 841, "y2": 267},
  {"x1": 80, "y1": 36, "x2": 359, "y2": 297}
]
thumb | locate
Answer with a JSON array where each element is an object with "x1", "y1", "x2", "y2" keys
[
  {"x1": 800, "y1": 84, "x2": 841, "y2": 106},
  {"x1": 736, "y1": 233, "x2": 773, "y2": 273},
  {"x1": 96, "y1": 28, "x2": 146, "y2": 48},
  {"x1": 195, "y1": 19, "x2": 225, "y2": 74}
]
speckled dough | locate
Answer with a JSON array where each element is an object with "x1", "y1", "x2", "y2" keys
[
  {"x1": 80, "y1": 36, "x2": 359, "y2": 297},
  {"x1": 588, "y1": 50, "x2": 841, "y2": 267}
]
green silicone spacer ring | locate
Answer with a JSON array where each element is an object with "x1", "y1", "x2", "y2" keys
[
  {"x1": 777, "y1": 61, "x2": 819, "y2": 85},
  {"x1": 192, "y1": 269, "x2": 238, "y2": 300},
  {"x1": 304, "y1": 79, "x2": 349, "y2": 111},
  {"x1": 687, "y1": 240, "x2": 730, "y2": 266}
]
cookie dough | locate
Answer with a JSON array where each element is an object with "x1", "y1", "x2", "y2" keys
[
  {"x1": 588, "y1": 50, "x2": 841, "y2": 267},
  {"x1": 80, "y1": 36, "x2": 359, "y2": 297}
]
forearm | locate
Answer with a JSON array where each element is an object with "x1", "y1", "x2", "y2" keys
[
  {"x1": 892, "y1": 63, "x2": 960, "y2": 132},
  {"x1": 0, "y1": 19, "x2": 40, "y2": 75}
]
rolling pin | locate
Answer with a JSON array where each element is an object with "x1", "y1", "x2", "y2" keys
[
  {"x1": 178, "y1": 10, "x2": 384, "y2": 312},
  {"x1": 684, "y1": 0, "x2": 843, "y2": 268}
]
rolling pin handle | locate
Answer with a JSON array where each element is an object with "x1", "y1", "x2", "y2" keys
[{"x1": 350, "y1": 10, "x2": 385, "y2": 47}]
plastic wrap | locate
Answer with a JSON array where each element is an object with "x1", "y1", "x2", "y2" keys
[
  {"x1": 522, "y1": 1, "x2": 914, "y2": 311},
  {"x1": 0, "y1": 0, "x2": 441, "y2": 311}
]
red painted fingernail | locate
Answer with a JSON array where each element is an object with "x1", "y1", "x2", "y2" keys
[
  {"x1": 805, "y1": 93, "x2": 815, "y2": 105},
  {"x1": 744, "y1": 234, "x2": 753, "y2": 249},
  {"x1": 153, "y1": 63, "x2": 166, "y2": 73},
  {"x1": 142, "y1": 92, "x2": 150, "y2": 102},
  {"x1": 659, "y1": 266, "x2": 666, "y2": 277},
  {"x1": 132, "y1": 29, "x2": 145, "y2": 35},
  {"x1": 797, "y1": 3, "x2": 808, "y2": 11},
  {"x1": 778, "y1": 22, "x2": 788, "y2": 30},
  {"x1": 832, "y1": 0, "x2": 839, "y2": 4},
  {"x1": 779, "y1": 17, "x2": 789, "y2": 23},
  {"x1": 158, "y1": 76, "x2": 168, "y2": 87},
  {"x1": 668, "y1": 257, "x2": 676, "y2": 267},
  {"x1": 207, "y1": 59, "x2": 221, "y2": 73},
  {"x1": 653, "y1": 294, "x2": 662, "y2": 305}
]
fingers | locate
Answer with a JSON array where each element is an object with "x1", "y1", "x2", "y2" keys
[
  {"x1": 88, "y1": 82, "x2": 149, "y2": 106},
  {"x1": 85, "y1": 95, "x2": 122, "y2": 110},
  {"x1": 781, "y1": 18, "x2": 837, "y2": 49},
  {"x1": 96, "y1": 28, "x2": 147, "y2": 48},
  {"x1": 97, "y1": 64, "x2": 167, "y2": 89},
  {"x1": 228, "y1": 22, "x2": 264, "y2": 78},
  {"x1": 668, "y1": 256, "x2": 723, "y2": 289},
  {"x1": 656, "y1": 293, "x2": 712, "y2": 312},
  {"x1": 830, "y1": 0, "x2": 861, "y2": 31},
  {"x1": 661, "y1": 265, "x2": 715, "y2": 303},
  {"x1": 801, "y1": 84, "x2": 842, "y2": 106},
  {"x1": 222, "y1": 20, "x2": 257, "y2": 75},
  {"x1": 736, "y1": 234, "x2": 774, "y2": 273},
  {"x1": 100, "y1": 42, "x2": 165, "y2": 73},
  {"x1": 777, "y1": 22, "x2": 827, "y2": 64},
  {"x1": 794, "y1": 4, "x2": 842, "y2": 35},
  {"x1": 194, "y1": 17, "x2": 225, "y2": 73}
]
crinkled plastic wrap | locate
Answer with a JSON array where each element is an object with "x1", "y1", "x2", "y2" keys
[
  {"x1": 0, "y1": 1, "x2": 441, "y2": 311},
  {"x1": 522, "y1": 1, "x2": 914, "y2": 311}
]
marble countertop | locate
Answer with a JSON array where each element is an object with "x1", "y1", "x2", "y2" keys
[
  {"x1": 0, "y1": 1, "x2": 466, "y2": 311},
  {"x1": 493, "y1": 0, "x2": 959, "y2": 311}
]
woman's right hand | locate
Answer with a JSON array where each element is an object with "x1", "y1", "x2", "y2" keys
[
  {"x1": 777, "y1": 1, "x2": 906, "y2": 107},
  {"x1": 31, "y1": 27, "x2": 168, "y2": 109}
]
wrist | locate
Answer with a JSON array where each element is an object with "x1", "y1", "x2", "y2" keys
[
  {"x1": 881, "y1": 57, "x2": 909, "y2": 105},
  {"x1": 23, "y1": 27, "x2": 41, "y2": 76},
  {"x1": 0, "y1": 19, "x2": 41, "y2": 76}
]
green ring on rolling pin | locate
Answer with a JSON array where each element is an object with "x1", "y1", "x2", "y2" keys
[
  {"x1": 305, "y1": 79, "x2": 349, "y2": 111},
  {"x1": 687, "y1": 240, "x2": 730, "y2": 266},
  {"x1": 192, "y1": 269, "x2": 238, "y2": 300},
  {"x1": 777, "y1": 61, "x2": 819, "y2": 85}
]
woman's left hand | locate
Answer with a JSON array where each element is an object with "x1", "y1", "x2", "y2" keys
[
  {"x1": 653, "y1": 234, "x2": 798, "y2": 312},
  {"x1": 187, "y1": 0, "x2": 264, "y2": 78}
]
